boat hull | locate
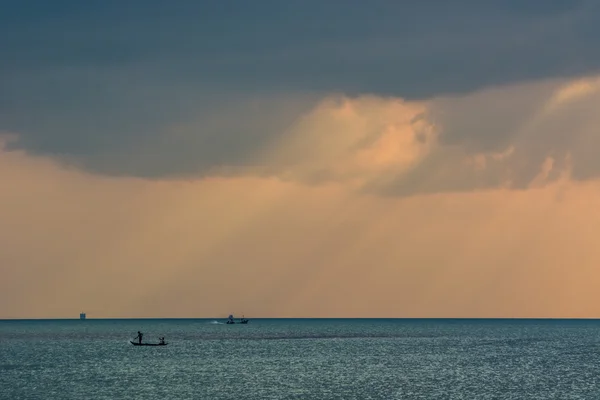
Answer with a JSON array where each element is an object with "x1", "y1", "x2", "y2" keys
[{"x1": 130, "y1": 341, "x2": 168, "y2": 346}]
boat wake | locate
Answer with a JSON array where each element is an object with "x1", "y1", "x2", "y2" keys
[{"x1": 209, "y1": 320, "x2": 224, "y2": 325}]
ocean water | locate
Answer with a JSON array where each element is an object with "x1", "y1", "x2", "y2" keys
[{"x1": 1, "y1": 319, "x2": 599, "y2": 399}]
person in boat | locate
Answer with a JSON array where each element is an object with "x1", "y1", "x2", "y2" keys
[
  {"x1": 136, "y1": 331, "x2": 143, "y2": 344},
  {"x1": 159, "y1": 337, "x2": 165, "y2": 345}
]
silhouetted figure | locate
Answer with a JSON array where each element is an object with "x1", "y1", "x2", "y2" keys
[
  {"x1": 159, "y1": 337, "x2": 165, "y2": 345},
  {"x1": 136, "y1": 331, "x2": 143, "y2": 344}
]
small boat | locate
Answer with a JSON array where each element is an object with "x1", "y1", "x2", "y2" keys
[
  {"x1": 226, "y1": 314, "x2": 249, "y2": 324},
  {"x1": 130, "y1": 341, "x2": 168, "y2": 346}
]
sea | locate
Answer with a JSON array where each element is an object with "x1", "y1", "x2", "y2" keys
[{"x1": 1, "y1": 318, "x2": 599, "y2": 399}]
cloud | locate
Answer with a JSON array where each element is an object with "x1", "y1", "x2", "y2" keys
[
  {"x1": 2, "y1": 139, "x2": 600, "y2": 318},
  {"x1": 3, "y1": 0, "x2": 600, "y2": 174},
  {"x1": 3, "y1": 90, "x2": 321, "y2": 177},
  {"x1": 247, "y1": 73, "x2": 600, "y2": 196},
  {"x1": 5, "y1": 72, "x2": 600, "y2": 197},
  {"x1": 422, "y1": 74, "x2": 600, "y2": 189},
  {"x1": 2, "y1": 0, "x2": 596, "y2": 97},
  {"x1": 255, "y1": 96, "x2": 433, "y2": 186}
]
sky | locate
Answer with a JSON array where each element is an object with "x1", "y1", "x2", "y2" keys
[{"x1": 3, "y1": 1, "x2": 600, "y2": 318}]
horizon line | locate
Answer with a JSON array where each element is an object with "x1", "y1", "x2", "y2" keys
[{"x1": 2, "y1": 317, "x2": 600, "y2": 321}]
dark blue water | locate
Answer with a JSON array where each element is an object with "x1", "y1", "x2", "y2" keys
[{"x1": 2, "y1": 319, "x2": 599, "y2": 399}]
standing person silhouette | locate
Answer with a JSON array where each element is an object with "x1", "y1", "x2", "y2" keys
[{"x1": 136, "y1": 331, "x2": 143, "y2": 344}]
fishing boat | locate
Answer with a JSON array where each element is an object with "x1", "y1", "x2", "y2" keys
[
  {"x1": 226, "y1": 314, "x2": 249, "y2": 324},
  {"x1": 130, "y1": 341, "x2": 168, "y2": 346}
]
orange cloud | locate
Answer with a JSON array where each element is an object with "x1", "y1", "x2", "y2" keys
[{"x1": 245, "y1": 73, "x2": 600, "y2": 195}]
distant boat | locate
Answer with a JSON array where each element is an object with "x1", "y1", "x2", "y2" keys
[
  {"x1": 130, "y1": 341, "x2": 168, "y2": 346},
  {"x1": 80, "y1": 312, "x2": 86, "y2": 320},
  {"x1": 226, "y1": 314, "x2": 249, "y2": 324}
]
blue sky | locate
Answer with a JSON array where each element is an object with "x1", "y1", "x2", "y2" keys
[{"x1": 2, "y1": 0, "x2": 599, "y2": 177}]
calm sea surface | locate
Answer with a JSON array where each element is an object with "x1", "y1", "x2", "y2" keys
[{"x1": 1, "y1": 318, "x2": 599, "y2": 399}]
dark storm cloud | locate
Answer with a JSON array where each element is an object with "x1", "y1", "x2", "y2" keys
[{"x1": 1, "y1": 0, "x2": 599, "y2": 179}]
